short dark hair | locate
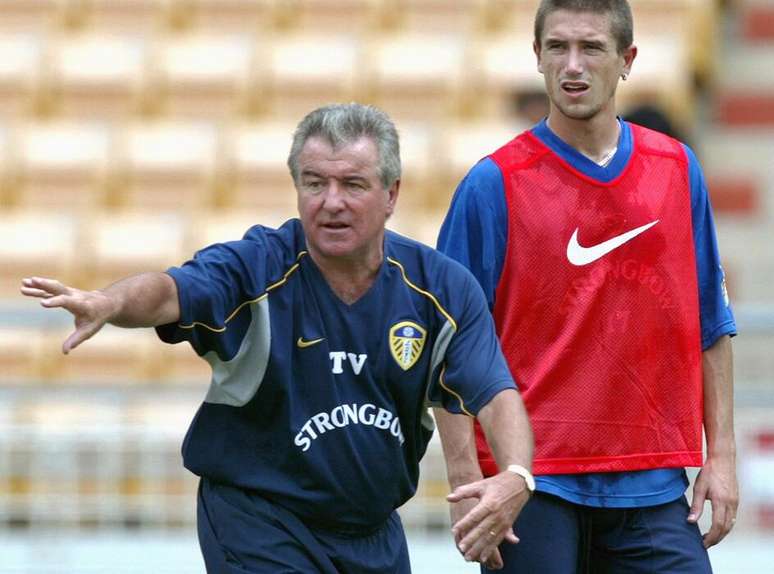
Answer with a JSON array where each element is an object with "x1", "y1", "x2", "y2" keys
[
  {"x1": 288, "y1": 103, "x2": 401, "y2": 190},
  {"x1": 534, "y1": 0, "x2": 634, "y2": 54}
]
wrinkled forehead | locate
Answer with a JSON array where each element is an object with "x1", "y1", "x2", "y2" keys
[
  {"x1": 540, "y1": 9, "x2": 616, "y2": 44},
  {"x1": 297, "y1": 136, "x2": 380, "y2": 177}
]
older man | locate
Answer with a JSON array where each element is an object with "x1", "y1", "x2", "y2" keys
[{"x1": 22, "y1": 103, "x2": 533, "y2": 573}]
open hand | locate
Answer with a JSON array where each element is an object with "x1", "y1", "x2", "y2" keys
[{"x1": 21, "y1": 277, "x2": 116, "y2": 354}]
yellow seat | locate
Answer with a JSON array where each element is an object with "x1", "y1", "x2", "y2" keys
[
  {"x1": 152, "y1": 32, "x2": 257, "y2": 119},
  {"x1": 0, "y1": 209, "x2": 79, "y2": 298},
  {"x1": 111, "y1": 120, "x2": 219, "y2": 211},
  {"x1": 0, "y1": 33, "x2": 46, "y2": 119},
  {"x1": 8, "y1": 120, "x2": 111, "y2": 211},
  {"x1": 46, "y1": 32, "x2": 149, "y2": 119}
]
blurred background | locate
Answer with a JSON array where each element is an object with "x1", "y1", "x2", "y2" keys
[{"x1": 0, "y1": 0, "x2": 772, "y2": 572}]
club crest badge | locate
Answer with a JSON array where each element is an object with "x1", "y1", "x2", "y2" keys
[{"x1": 389, "y1": 321, "x2": 427, "y2": 371}]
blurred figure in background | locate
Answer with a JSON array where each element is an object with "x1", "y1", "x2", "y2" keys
[
  {"x1": 436, "y1": 0, "x2": 738, "y2": 572},
  {"x1": 21, "y1": 103, "x2": 533, "y2": 573}
]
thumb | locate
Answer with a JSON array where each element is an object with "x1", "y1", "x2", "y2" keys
[
  {"x1": 688, "y1": 482, "x2": 707, "y2": 523},
  {"x1": 62, "y1": 322, "x2": 103, "y2": 354},
  {"x1": 447, "y1": 481, "x2": 484, "y2": 503},
  {"x1": 503, "y1": 527, "x2": 520, "y2": 545}
]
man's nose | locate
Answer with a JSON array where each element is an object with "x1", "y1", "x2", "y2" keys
[
  {"x1": 565, "y1": 47, "x2": 584, "y2": 75},
  {"x1": 322, "y1": 181, "x2": 346, "y2": 210}
]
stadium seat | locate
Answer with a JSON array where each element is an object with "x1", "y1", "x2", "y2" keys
[
  {"x1": 7, "y1": 120, "x2": 111, "y2": 211},
  {"x1": 265, "y1": 34, "x2": 360, "y2": 119},
  {"x1": 0, "y1": 327, "x2": 47, "y2": 383},
  {"x1": 179, "y1": 0, "x2": 274, "y2": 33},
  {"x1": 45, "y1": 32, "x2": 149, "y2": 119},
  {"x1": 283, "y1": 0, "x2": 382, "y2": 32},
  {"x1": 66, "y1": 0, "x2": 174, "y2": 31},
  {"x1": 0, "y1": 210, "x2": 79, "y2": 299},
  {"x1": 365, "y1": 32, "x2": 468, "y2": 120},
  {"x1": 111, "y1": 120, "x2": 219, "y2": 211},
  {"x1": 79, "y1": 210, "x2": 188, "y2": 289},
  {"x1": 392, "y1": 0, "x2": 487, "y2": 33},
  {"x1": 438, "y1": 118, "x2": 527, "y2": 195},
  {"x1": 152, "y1": 32, "x2": 256, "y2": 118},
  {"x1": 0, "y1": 33, "x2": 46, "y2": 119},
  {"x1": 43, "y1": 324, "x2": 163, "y2": 384},
  {"x1": 392, "y1": 121, "x2": 437, "y2": 210},
  {"x1": 221, "y1": 120, "x2": 299, "y2": 213},
  {"x1": 0, "y1": 0, "x2": 66, "y2": 32}
]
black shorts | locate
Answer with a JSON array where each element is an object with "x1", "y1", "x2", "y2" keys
[{"x1": 197, "y1": 478, "x2": 411, "y2": 574}]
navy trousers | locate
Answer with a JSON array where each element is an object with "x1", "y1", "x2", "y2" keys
[{"x1": 484, "y1": 492, "x2": 712, "y2": 574}]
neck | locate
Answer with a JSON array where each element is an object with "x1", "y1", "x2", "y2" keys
[
  {"x1": 546, "y1": 108, "x2": 620, "y2": 164},
  {"x1": 308, "y1": 246, "x2": 384, "y2": 305}
]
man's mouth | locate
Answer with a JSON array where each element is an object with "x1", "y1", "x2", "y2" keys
[
  {"x1": 560, "y1": 81, "x2": 590, "y2": 95},
  {"x1": 321, "y1": 222, "x2": 349, "y2": 230}
]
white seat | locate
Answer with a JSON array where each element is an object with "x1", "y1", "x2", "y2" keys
[
  {"x1": 113, "y1": 120, "x2": 219, "y2": 210},
  {"x1": 47, "y1": 33, "x2": 149, "y2": 118},
  {"x1": 0, "y1": 33, "x2": 46, "y2": 118},
  {"x1": 179, "y1": 0, "x2": 274, "y2": 32},
  {"x1": 0, "y1": 210, "x2": 78, "y2": 296},
  {"x1": 71, "y1": 0, "x2": 174, "y2": 31},
  {"x1": 45, "y1": 325, "x2": 162, "y2": 384},
  {"x1": 0, "y1": 0, "x2": 65, "y2": 31},
  {"x1": 366, "y1": 33, "x2": 467, "y2": 119},
  {"x1": 223, "y1": 120, "x2": 298, "y2": 213},
  {"x1": 10, "y1": 121, "x2": 111, "y2": 211},
  {"x1": 81, "y1": 210, "x2": 187, "y2": 288},
  {"x1": 395, "y1": 0, "x2": 488, "y2": 33},
  {"x1": 286, "y1": 0, "x2": 382, "y2": 32},
  {"x1": 266, "y1": 34, "x2": 360, "y2": 118},
  {"x1": 153, "y1": 33, "x2": 256, "y2": 118}
]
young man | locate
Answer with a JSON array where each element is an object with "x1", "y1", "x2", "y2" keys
[
  {"x1": 22, "y1": 103, "x2": 533, "y2": 573},
  {"x1": 436, "y1": 1, "x2": 738, "y2": 572}
]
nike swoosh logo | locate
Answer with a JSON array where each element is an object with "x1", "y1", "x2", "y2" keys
[
  {"x1": 567, "y1": 220, "x2": 659, "y2": 266},
  {"x1": 297, "y1": 337, "x2": 325, "y2": 348}
]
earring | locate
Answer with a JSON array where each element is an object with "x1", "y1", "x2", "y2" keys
[{"x1": 621, "y1": 73, "x2": 628, "y2": 81}]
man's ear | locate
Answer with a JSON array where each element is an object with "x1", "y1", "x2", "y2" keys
[
  {"x1": 621, "y1": 44, "x2": 637, "y2": 78},
  {"x1": 386, "y1": 179, "x2": 400, "y2": 217},
  {"x1": 534, "y1": 40, "x2": 543, "y2": 74}
]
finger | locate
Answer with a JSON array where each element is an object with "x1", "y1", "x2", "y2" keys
[
  {"x1": 62, "y1": 323, "x2": 101, "y2": 354},
  {"x1": 458, "y1": 518, "x2": 502, "y2": 559},
  {"x1": 23, "y1": 277, "x2": 70, "y2": 295},
  {"x1": 462, "y1": 528, "x2": 502, "y2": 564},
  {"x1": 483, "y1": 549, "x2": 504, "y2": 570},
  {"x1": 688, "y1": 483, "x2": 707, "y2": 523},
  {"x1": 452, "y1": 500, "x2": 491, "y2": 539},
  {"x1": 703, "y1": 502, "x2": 729, "y2": 549},
  {"x1": 503, "y1": 527, "x2": 520, "y2": 545},
  {"x1": 447, "y1": 482, "x2": 484, "y2": 503},
  {"x1": 40, "y1": 294, "x2": 73, "y2": 309},
  {"x1": 20, "y1": 286, "x2": 55, "y2": 298}
]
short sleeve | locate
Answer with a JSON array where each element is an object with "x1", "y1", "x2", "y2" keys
[
  {"x1": 426, "y1": 269, "x2": 516, "y2": 416},
  {"x1": 155, "y1": 228, "x2": 274, "y2": 359},
  {"x1": 684, "y1": 144, "x2": 737, "y2": 348}
]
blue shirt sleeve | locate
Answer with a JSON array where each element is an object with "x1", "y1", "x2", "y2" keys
[
  {"x1": 156, "y1": 227, "x2": 275, "y2": 359},
  {"x1": 427, "y1": 266, "x2": 516, "y2": 416},
  {"x1": 436, "y1": 158, "x2": 508, "y2": 311},
  {"x1": 684, "y1": 144, "x2": 737, "y2": 349}
]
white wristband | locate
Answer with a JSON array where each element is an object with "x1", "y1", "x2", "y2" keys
[{"x1": 506, "y1": 464, "x2": 536, "y2": 492}]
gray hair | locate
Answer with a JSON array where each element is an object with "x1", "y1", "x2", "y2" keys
[
  {"x1": 534, "y1": 0, "x2": 633, "y2": 54},
  {"x1": 287, "y1": 103, "x2": 401, "y2": 190}
]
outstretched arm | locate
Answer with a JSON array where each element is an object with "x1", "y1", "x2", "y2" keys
[
  {"x1": 21, "y1": 273, "x2": 179, "y2": 354},
  {"x1": 436, "y1": 388, "x2": 533, "y2": 569},
  {"x1": 688, "y1": 334, "x2": 738, "y2": 547}
]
